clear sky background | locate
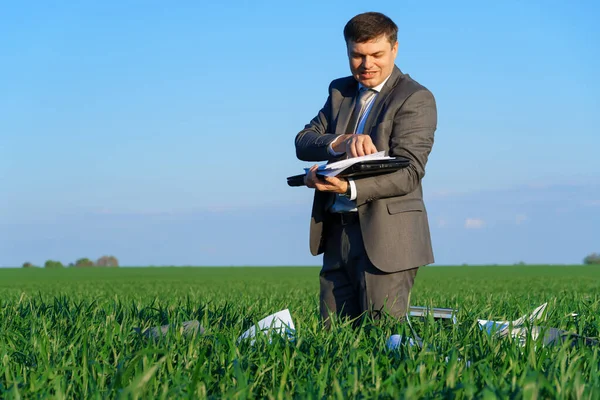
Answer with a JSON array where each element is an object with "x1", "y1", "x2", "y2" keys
[{"x1": 1, "y1": 1, "x2": 599, "y2": 267}]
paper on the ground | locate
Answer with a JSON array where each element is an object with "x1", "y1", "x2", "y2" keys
[
  {"x1": 237, "y1": 309, "x2": 296, "y2": 345},
  {"x1": 511, "y1": 303, "x2": 548, "y2": 326},
  {"x1": 304, "y1": 151, "x2": 393, "y2": 177},
  {"x1": 477, "y1": 303, "x2": 548, "y2": 342},
  {"x1": 387, "y1": 334, "x2": 472, "y2": 367},
  {"x1": 386, "y1": 334, "x2": 416, "y2": 350}
]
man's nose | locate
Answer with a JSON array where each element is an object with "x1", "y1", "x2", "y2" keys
[{"x1": 362, "y1": 56, "x2": 374, "y2": 70}]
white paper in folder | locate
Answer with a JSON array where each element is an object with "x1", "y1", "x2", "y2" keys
[{"x1": 304, "y1": 151, "x2": 393, "y2": 177}]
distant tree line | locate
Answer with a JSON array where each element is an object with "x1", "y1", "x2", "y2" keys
[
  {"x1": 22, "y1": 256, "x2": 119, "y2": 268},
  {"x1": 584, "y1": 253, "x2": 600, "y2": 265}
]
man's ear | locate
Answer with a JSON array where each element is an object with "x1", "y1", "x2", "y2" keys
[{"x1": 345, "y1": 40, "x2": 353, "y2": 54}]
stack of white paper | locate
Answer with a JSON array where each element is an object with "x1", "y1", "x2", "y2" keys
[{"x1": 304, "y1": 151, "x2": 393, "y2": 177}]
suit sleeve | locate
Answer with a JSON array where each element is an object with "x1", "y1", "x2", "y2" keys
[
  {"x1": 295, "y1": 83, "x2": 345, "y2": 162},
  {"x1": 354, "y1": 89, "x2": 437, "y2": 206}
]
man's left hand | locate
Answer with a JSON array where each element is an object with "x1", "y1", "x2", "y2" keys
[{"x1": 305, "y1": 164, "x2": 348, "y2": 194}]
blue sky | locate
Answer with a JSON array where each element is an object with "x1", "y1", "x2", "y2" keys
[{"x1": 1, "y1": 1, "x2": 599, "y2": 267}]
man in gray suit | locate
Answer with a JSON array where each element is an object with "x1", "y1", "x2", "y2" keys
[{"x1": 295, "y1": 12, "x2": 437, "y2": 327}]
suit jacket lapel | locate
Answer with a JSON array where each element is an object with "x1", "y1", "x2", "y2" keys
[{"x1": 362, "y1": 66, "x2": 403, "y2": 136}]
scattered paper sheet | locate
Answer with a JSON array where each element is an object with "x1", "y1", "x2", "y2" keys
[
  {"x1": 386, "y1": 334, "x2": 417, "y2": 350},
  {"x1": 134, "y1": 304, "x2": 596, "y2": 352},
  {"x1": 237, "y1": 309, "x2": 296, "y2": 345},
  {"x1": 477, "y1": 303, "x2": 547, "y2": 339}
]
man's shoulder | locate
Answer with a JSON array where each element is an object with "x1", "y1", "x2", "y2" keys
[
  {"x1": 328, "y1": 76, "x2": 356, "y2": 95},
  {"x1": 393, "y1": 71, "x2": 433, "y2": 98}
]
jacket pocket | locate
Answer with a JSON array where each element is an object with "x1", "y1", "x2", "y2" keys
[{"x1": 387, "y1": 198, "x2": 424, "y2": 214}]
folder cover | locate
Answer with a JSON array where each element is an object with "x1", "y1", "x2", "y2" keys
[{"x1": 287, "y1": 157, "x2": 409, "y2": 187}]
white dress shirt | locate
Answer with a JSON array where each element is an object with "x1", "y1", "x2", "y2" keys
[{"x1": 327, "y1": 73, "x2": 392, "y2": 212}]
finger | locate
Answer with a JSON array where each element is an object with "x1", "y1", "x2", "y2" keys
[
  {"x1": 324, "y1": 177, "x2": 345, "y2": 193},
  {"x1": 362, "y1": 137, "x2": 377, "y2": 154},
  {"x1": 326, "y1": 174, "x2": 346, "y2": 187},
  {"x1": 350, "y1": 138, "x2": 360, "y2": 158},
  {"x1": 367, "y1": 142, "x2": 378, "y2": 154},
  {"x1": 317, "y1": 175, "x2": 338, "y2": 189},
  {"x1": 312, "y1": 167, "x2": 327, "y2": 183},
  {"x1": 323, "y1": 176, "x2": 340, "y2": 185},
  {"x1": 356, "y1": 138, "x2": 366, "y2": 157},
  {"x1": 306, "y1": 165, "x2": 319, "y2": 188},
  {"x1": 346, "y1": 140, "x2": 356, "y2": 158},
  {"x1": 305, "y1": 175, "x2": 315, "y2": 188},
  {"x1": 314, "y1": 182, "x2": 334, "y2": 192}
]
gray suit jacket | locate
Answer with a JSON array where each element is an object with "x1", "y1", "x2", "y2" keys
[{"x1": 295, "y1": 66, "x2": 437, "y2": 273}]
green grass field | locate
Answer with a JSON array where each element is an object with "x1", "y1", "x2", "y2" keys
[{"x1": 2, "y1": 266, "x2": 600, "y2": 399}]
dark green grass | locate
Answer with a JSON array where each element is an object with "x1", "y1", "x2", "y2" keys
[{"x1": 1, "y1": 266, "x2": 599, "y2": 398}]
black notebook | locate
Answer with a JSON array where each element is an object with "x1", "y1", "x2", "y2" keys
[{"x1": 287, "y1": 157, "x2": 410, "y2": 187}]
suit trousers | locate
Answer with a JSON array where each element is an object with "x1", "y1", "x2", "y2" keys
[{"x1": 319, "y1": 213, "x2": 418, "y2": 327}]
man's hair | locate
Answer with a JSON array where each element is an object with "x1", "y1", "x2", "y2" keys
[{"x1": 343, "y1": 12, "x2": 398, "y2": 45}]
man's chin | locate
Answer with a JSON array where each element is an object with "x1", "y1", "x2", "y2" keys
[{"x1": 357, "y1": 76, "x2": 382, "y2": 88}]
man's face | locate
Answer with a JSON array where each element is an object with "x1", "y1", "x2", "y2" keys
[{"x1": 346, "y1": 35, "x2": 398, "y2": 88}]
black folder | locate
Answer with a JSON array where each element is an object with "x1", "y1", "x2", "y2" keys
[{"x1": 287, "y1": 157, "x2": 410, "y2": 187}]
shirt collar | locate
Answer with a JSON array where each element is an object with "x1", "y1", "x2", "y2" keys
[{"x1": 358, "y1": 72, "x2": 393, "y2": 93}]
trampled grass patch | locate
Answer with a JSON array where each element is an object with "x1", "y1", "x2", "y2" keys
[{"x1": 1, "y1": 266, "x2": 599, "y2": 398}]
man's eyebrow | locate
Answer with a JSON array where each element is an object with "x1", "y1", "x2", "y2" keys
[{"x1": 351, "y1": 51, "x2": 385, "y2": 57}]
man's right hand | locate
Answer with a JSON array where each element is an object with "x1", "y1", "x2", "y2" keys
[{"x1": 332, "y1": 134, "x2": 378, "y2": 158}]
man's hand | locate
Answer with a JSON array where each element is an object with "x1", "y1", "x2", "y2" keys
[
  {"x1": 332, "y1": 134, "x2": 378, "y2": 158},
  {"x1": 304, "y1": 164, "x2": 348, "y2": 194}
]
